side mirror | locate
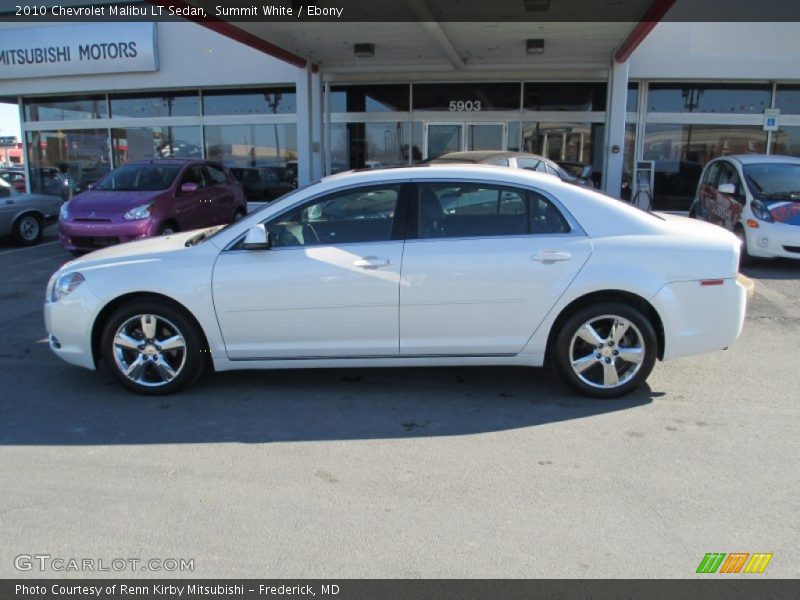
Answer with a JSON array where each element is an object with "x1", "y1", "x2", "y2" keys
[
  {"x1": 180, "y1": 182, "x2": 199, "y2": 194},
  {"x1": 242, "y1": 224, "x2": 272, "y2": 250},
  {"x1": 717, "y1": 183, "x2": 736, "y2": 195}
]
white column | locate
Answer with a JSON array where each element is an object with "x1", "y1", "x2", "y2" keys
[
  {"x1": 295, "y1": 63, "x2": 314, "y2": 186},
  {"x1": 311, "y1": 69, "x2": 323, "y2": 179},
  {"x1": 602, "y1": 59, "x2": 629, "y2": 197}
]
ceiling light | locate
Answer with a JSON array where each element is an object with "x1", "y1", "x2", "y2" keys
[
  {"x1": 526, "y1": 39, "x2": 545, "y2": 55},
  {"x1": 354, "y1": 43, "x2": 375, "y2": 58}
]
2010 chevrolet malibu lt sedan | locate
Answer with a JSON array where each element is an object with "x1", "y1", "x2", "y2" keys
[{"x1": 44, "y1": 166, "x2": 746, "y2": 398}]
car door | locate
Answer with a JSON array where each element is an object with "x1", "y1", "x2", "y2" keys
[
  {"x1": 399, "y1": 181, "x2": 591, "y2": 356},
  {"x1": 174, "y1": 164, "x2": 209, "y2": 230},
  {"x1": 713, "y1": 161, "x2": 746, "y2": 230},
  {"x1": 202, "y1": 164, "x2": 234, "y2": 224},
  {"x1": 212, "y1": 183, "x2": 408, "y2": 359},
  {"x1": 697, "y1": 160, "x2": 722, "y2": 220},
  {"x1": 0, "y1": 183, "x2": 16, "y2": 234}
]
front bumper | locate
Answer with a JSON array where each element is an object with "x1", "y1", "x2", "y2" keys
[
  {"x1": 653, "y1": 277, "x2": 746, "y2": 361},
  {"x1": 744, "y1": 222, "x2": 800, "y2": 259},
  {"x1": 59, "y1": 218, "x2": 155, "y2": 251},
  {"x1": 44, "y1": 282, "x2": 102, "y2": 370}
]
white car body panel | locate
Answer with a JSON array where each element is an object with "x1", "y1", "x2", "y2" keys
[{"x1": 44, "y1": 165, "x2": 745, "y2": 381}]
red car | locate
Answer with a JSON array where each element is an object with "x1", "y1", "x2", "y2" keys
[
  {"x1": 0, "y1": 168, "x2": 27, "y2": 193},
  {"x1": 59, "y1": 159, "x2": 247, "y2": 253}
]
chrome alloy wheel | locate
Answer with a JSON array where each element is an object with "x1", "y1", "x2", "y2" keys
[
  {"x1": 568, "y1": 314, "x2": 645, "y2": 390},
  {"x1": 112, "y1": 314, "x2": 187, "y2": 388}
]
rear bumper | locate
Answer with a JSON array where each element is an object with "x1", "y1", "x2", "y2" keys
[
  {"x1": 653, "y1": 277, "x2": 746, "y2": 361},
  {"x1": 59, "y1": 219, "x2": 155, "y2": 251}
]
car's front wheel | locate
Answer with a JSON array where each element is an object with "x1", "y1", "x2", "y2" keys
[
  {"x1": 13, "y1": 213, "x2": 43, "y2": 246},
  {"x1": 735, "y1": 226, "x2": 752, "y2": 268},
  {"x1": 554, "y1": 302, "x2": 657, "y2": 398},
  {"x1": 101, "y1": 299, "x2": 206, "y2": 395}
]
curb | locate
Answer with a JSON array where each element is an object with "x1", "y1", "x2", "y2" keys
[{"x1": 737, "y1": 273, "x2": 756, "y2": 299}]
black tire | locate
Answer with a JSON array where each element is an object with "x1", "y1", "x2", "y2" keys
[
  {"x1": 735, "y1": 226, "x2": 752, "y2": 268},
  {"x1": 233, "y1": 207, "x2": 246, "y2": 222},
  {"x1": 100, "y1": 299, "x2": 207, "y2": 395},
  {"x1": 553, "y1": 301, "x2": 657, "y2": 398},
  {"x1": 158, "y1": 222, "x2": 178, "y2": 236},
  {"x1": 12, "y1": 213, "x2": 43, "y2": 246}
]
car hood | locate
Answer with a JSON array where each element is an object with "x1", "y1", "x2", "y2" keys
[
  {"x1": 64, "y1": 229, "x2": 207, "y2": 267},
  {"x1": 67, "y1": 190, "x2": 163, "y2": 214}
]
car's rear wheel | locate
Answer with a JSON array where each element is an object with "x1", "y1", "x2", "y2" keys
[
  {"x1": 101, "y1": 300, "x2": 206, "y2": 395},
  {"x1": 13, "y1": 213, "x2": 43, "y2": 246},
  {"x1": 554, "y1": 302, "x2": 657, "y2": 398}
]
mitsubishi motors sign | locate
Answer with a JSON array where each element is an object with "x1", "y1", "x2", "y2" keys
[{"x1": 0, "y1": 22, "x2": 158, "y2": 80}]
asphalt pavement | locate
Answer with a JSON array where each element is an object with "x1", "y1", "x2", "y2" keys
[{"x1": 0, "y1": 228, "x2": 798, "y2": 578}]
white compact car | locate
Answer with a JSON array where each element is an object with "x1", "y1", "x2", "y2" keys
[
  {"x1": 689, "y1": 154, "x2": 800, "y2": 264},
  {"x1": 45, "y1": 165, "x2": 746, "y2": 398}
]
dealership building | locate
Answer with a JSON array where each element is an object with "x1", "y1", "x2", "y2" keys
[{"x1": 1, "y1": 6, "x2": 799, "y2": 210}]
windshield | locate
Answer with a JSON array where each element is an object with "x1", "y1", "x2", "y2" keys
[
  {"x1": 94, "y1": 164, "x2": 181, "y2": 192},
  {"x1": 743, "y1": 163, "x2": 800, "y2": 199}
]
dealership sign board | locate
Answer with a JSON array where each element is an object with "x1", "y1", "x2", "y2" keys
[{"x1": 0, "y1": 23, "x2": 157, "y2": 80}]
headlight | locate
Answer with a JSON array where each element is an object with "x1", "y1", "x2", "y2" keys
[
  {"x1": 751, "y1": 199, "x2": 774, "y2": 222},
  {"x1": 123, "y1": 202, "x2": 154, "y2": 221},
  {"x1": 51, "y1": 272, "x2": 85, "y2": 302},
  {"x1": 59, "y1": 203, "x2": 69, "y2": 220}
]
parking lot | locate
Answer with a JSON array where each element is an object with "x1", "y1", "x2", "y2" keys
[{"x1": 0, "y1": 228, "x2": 798, "y2": 578}]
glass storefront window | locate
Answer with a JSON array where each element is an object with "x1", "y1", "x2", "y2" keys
[
  {"x1": 506, "y1": 121, "x2": 521, "y2": 152},
  {"x1": 771, "y1": 126, "x2": 800, "y2": 157},
  {"x1": 24, "y1": 95, "x2": 108, "y2": 121},
  {"x1": 204, "y1": 124, "x2": 298, "y2": 183},
  {"x1": 775, "y1": 85, "x2": 800, "y2": 115},
  {"x1": 203, "y1": 88, "x2": 296, "y2": 116},
  {"x1": 523, "y1": 122, "x2": 604, "y2": 188},
  {"x1": 524, "y1": 83, "x2": 607, "y2": 112},
  {"x1": 647, "y1": 84, "x2": 772, "y2": 114},
  {"x1": 111, "y1": 126, "x2": 202, "y2": 165},
  {"x1": 331, "y1": 85, "x2": 410, "y2": 112},
  {"x1": 627, "y1": 83, "x2": 639, "y2": 112},
  {"x1": 26, "y1": 129, "x2": 111, "y2": 192},
  {"x1": 622, "y1": 123, "x2": 636, "y2": 200},
  {"x1": 413, "y1": 83, "x2": 520, "y2": 112},
  {"x1": 330, "y1": 122, "x2": 411, "y2": 171},
  {"x1": 642, "y1": 124, "x2": 767, "y2": 210},
  {"x1": 110, "y1": 92, "x2": 200, "y2": 118}
]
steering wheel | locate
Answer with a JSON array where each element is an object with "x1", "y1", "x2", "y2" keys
[{"x1": 302, "y1": 222, "x2": 320, "y2": 245}]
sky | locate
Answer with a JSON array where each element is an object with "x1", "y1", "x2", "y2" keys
[{"x1": 0, "y1": 102, "x2": 21, "y2": 140}]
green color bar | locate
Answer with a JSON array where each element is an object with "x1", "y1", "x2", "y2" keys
[{"x1": 697, "y1": 553, "x2": 726, "y2": 573}]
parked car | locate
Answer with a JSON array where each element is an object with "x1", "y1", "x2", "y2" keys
[
  {"x1": 689, "y1": 154, "x2": 800, "y2": 264},
  {"x1": 229, "y1": 167, "x2": 295, "y2": 202},
  {"x1": 29, "y1": 167, "x2": 73, "y2": 201},
  {"x1": 58, "y1": 159, "x2": 247, "y2": 254},
  {"x1": 0, "y1": 167, "x2": 27, "y2": 193},
  {"x1": 45, "y1": 165, "x2": 745, "y2": 398},
  {"x1": 428, "y1": 151, "x2": 595, "y2": 188},
  {"x1": 0, "y1": 177, "x2": 62, "y2": 246}
]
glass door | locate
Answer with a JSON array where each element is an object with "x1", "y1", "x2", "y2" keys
[
  {"x1": 424, "y1": 123, "x2": 462, "y2": 159},
  {"x1": 466, "y1": 123, "x2": 505, "y2": 151},
  {"x1": 424, "y1": 122, "x2": 507, "y2": 159}
]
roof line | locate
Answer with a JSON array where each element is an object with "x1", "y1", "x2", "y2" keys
[
  {"x1": 146, "y1": 0, "x2": 315, "y2": 71},
  {"x1": 614, "y1": 0, "x2": 677, "y2": 63}
]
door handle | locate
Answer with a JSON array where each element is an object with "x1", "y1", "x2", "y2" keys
[
  {"x1": 354, "y1": 257, "x2": 394, "y2": 269},
  {"x1": 532, "y1": 250, "x2": 572, "y2": 262}
]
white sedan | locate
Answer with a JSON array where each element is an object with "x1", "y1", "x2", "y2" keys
[{"x1": 45, "y1": 165, "x2": 746, "y2": 398}]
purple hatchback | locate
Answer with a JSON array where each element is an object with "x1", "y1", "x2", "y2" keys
[{"x1": 58, "y1": 159, "x2": 247, "y2": 253}]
